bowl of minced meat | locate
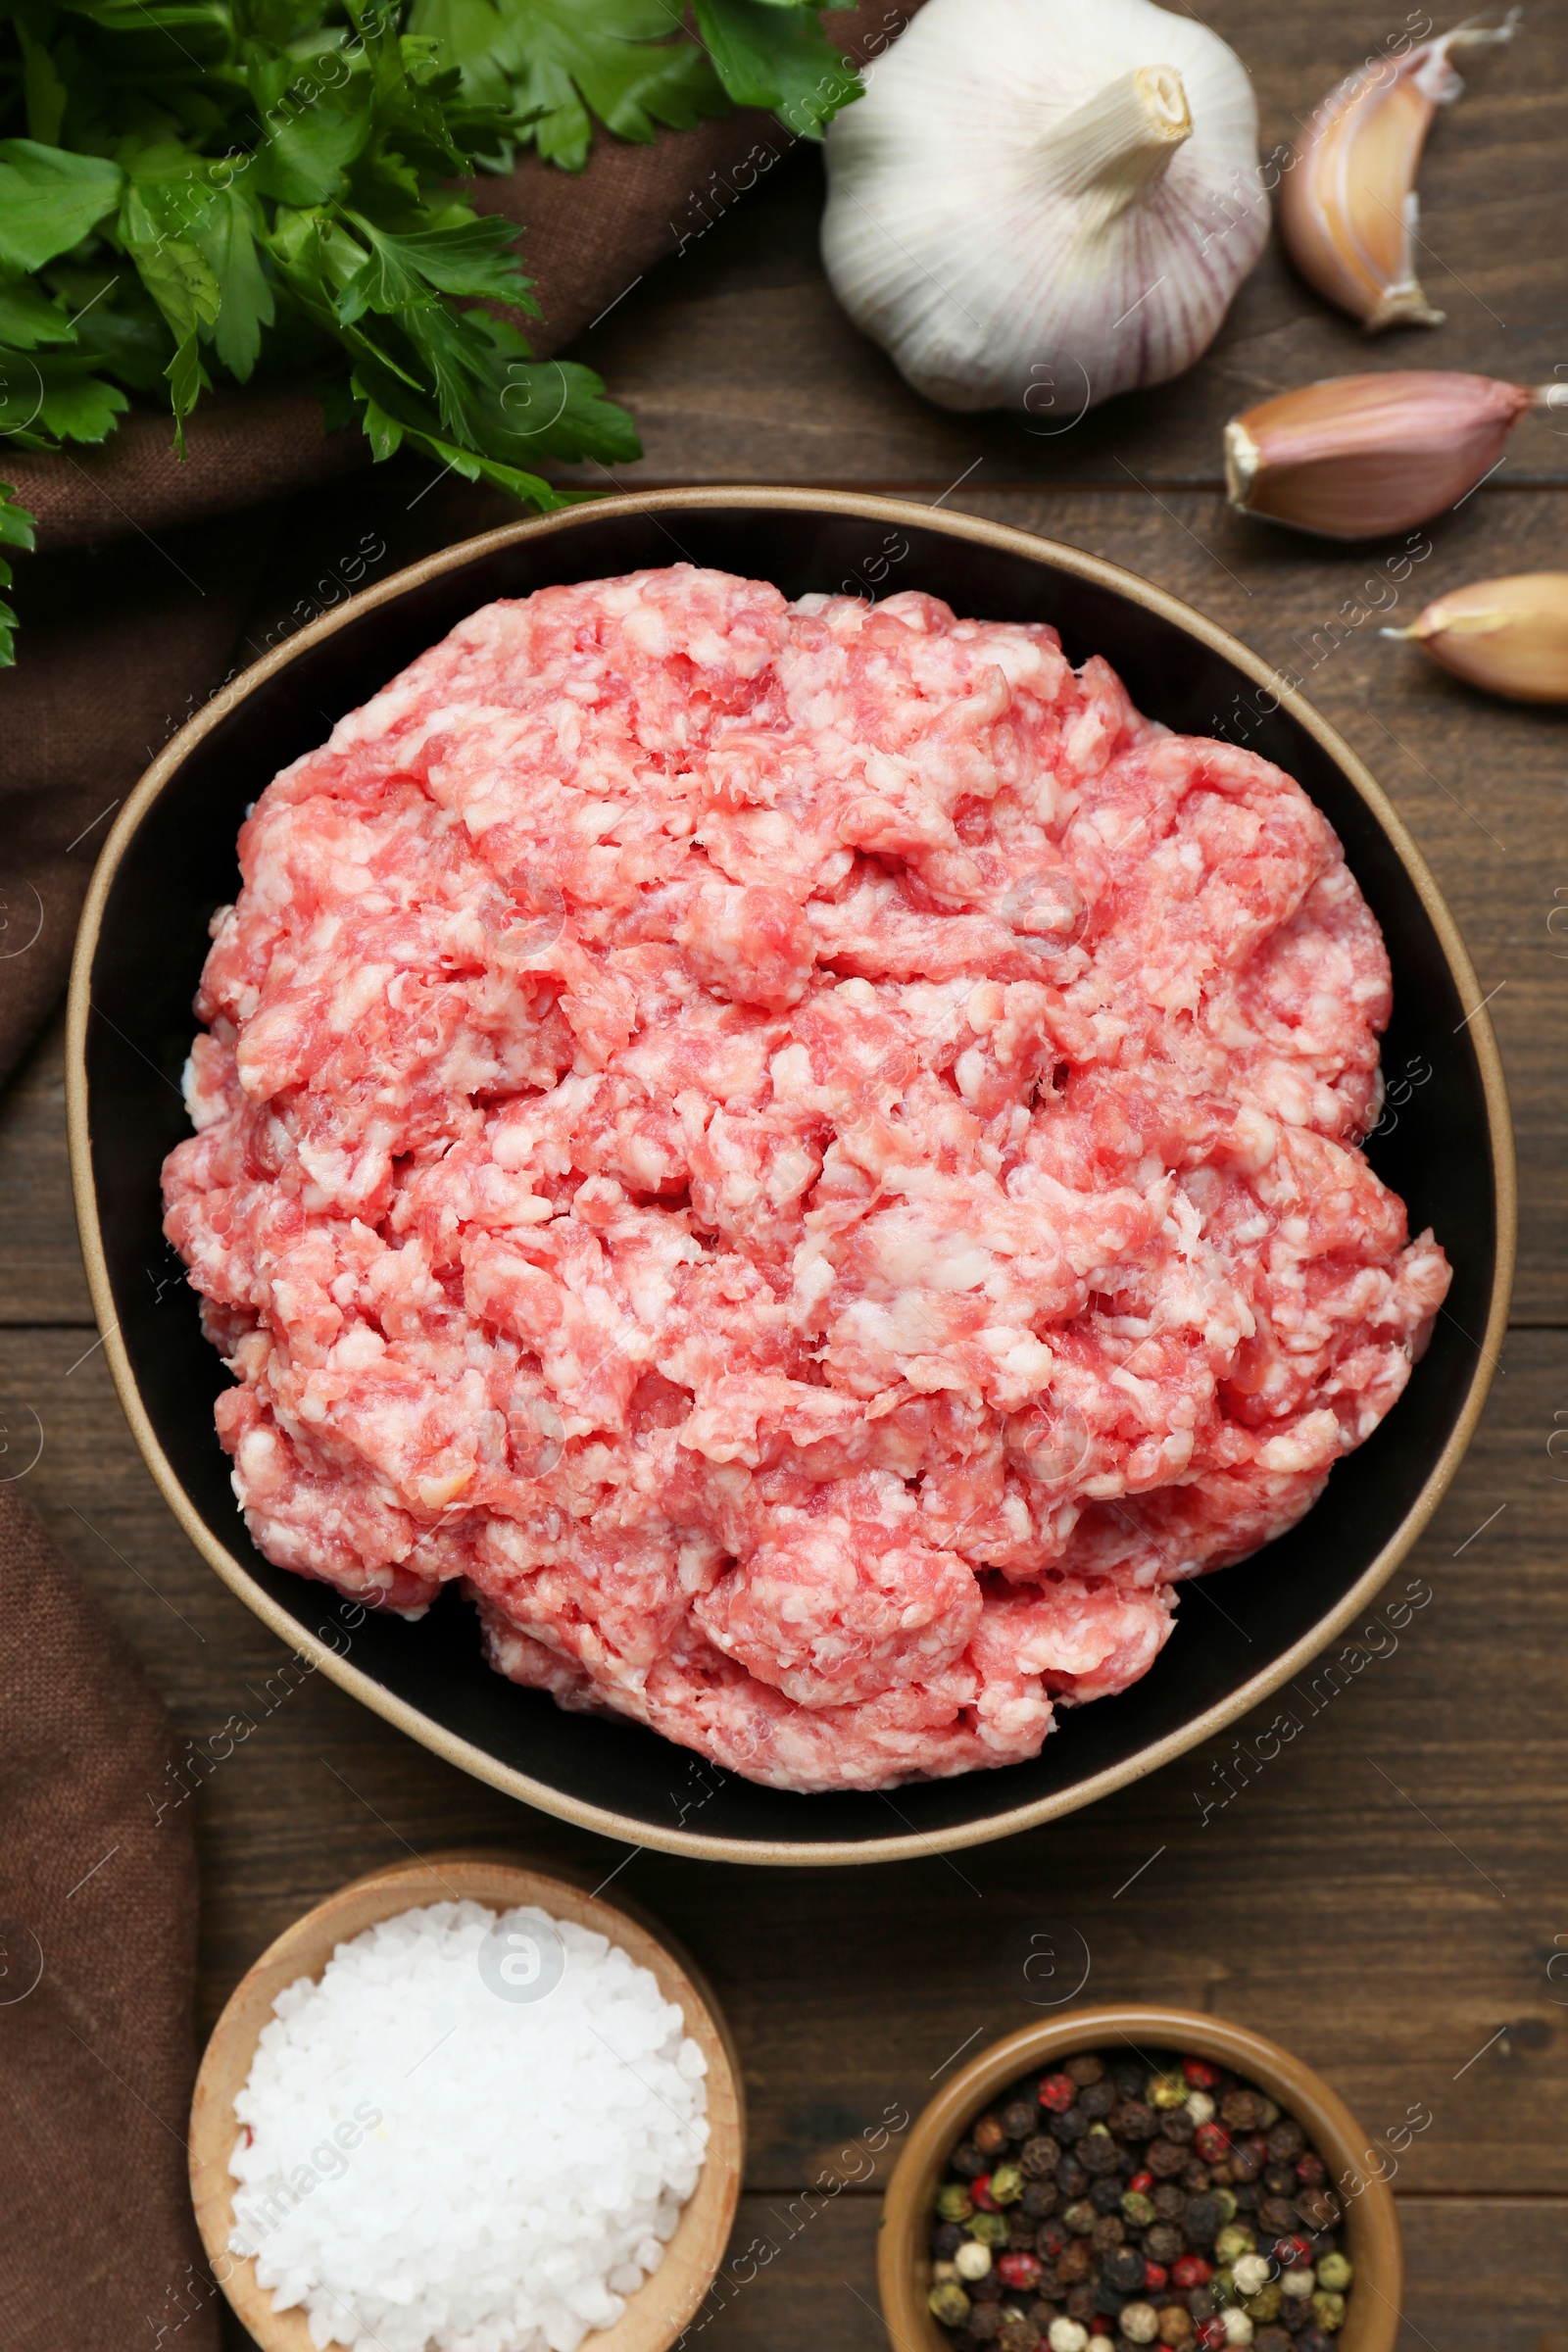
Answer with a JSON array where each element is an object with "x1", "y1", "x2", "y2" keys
[{"x1": 71, "y1": 493, "x2": 1513, "y2": 1859}]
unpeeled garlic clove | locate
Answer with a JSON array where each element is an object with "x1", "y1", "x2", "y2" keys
[
  {"x1": 1383, "y1": 573, "x2": 1568, "y2": 702},
  {"x1": 1224, "y1": 369, "x2": 1548, "y2": 541},
  {"x1": 1280, "y1": 14, "x2": 1519, "y2": 332}
]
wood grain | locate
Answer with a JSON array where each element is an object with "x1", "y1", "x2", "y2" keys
[{"x1": 8, "y1": 16, "x2": 1568, "y2": 2337}]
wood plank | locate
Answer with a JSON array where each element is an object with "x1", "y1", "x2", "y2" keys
[
  {"x1": 0, "y1": 1007, "x2": 91, "y2": 1326},
  {"x1": 12, "y1": 1323, "x2": 1566, "y2": 2212},
  {"x1": 542, "y1": 5, "x2": 1568, "y2": 494},
  {"x1": 527, "y1": 2191, "x2": 1568, "y2": 2352}
]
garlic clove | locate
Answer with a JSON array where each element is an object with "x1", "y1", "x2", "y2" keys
[
  {"x1": 1224, "y1": 369, "x2": 1547, "y2": 541},
  {"x1": 1279, "y1": 14, "x2": 1519, "y2": 332},
  {"x1": 1383, "y1": 573, "x2": 1568, "y2": 702}
]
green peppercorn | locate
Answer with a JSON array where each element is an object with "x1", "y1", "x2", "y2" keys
[
  {"x1": 1149, "y1": 2072, "x2": 1188, "y2": 2110},
  {"x1": 932, "y1": 2279, "x2": 973, "y2": 2327},
  {"x1": 990, "y1": 2164, "x2": 1025, "y2": 2206},
  {"x1": 1315, "y1": 2255, "x2": 1352, "y2": 2293},
  {"x1": 968, "y1": 2213, "x2": 1011, "y2": 2247},
  {"x1": 1311, "y1": 2291, "x2": 1347, "y2": 2333},
  {"x1": 1213, "y1": 2189, "x2": 1239, "y2": 2223},
  {"x1": 938, "y1": 2185, "x2": 975, "y2": 2223},
  {"x1": 1120, "y1": 2189, "x2": 1157, "y2": 2228},
  {"x1": 1210, "y1": 2268, "x2": 1236, "y2": 2308},
  {"x1": 1215, "y1": 2224, "x2": 1256, "y2": 2266},
  {"x1": 1246, "y1": 2287, "x2": 1283, "y2": 2323}
]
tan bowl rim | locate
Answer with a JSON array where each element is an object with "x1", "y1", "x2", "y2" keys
[
  {"x1": 877, "y1": 2002, "x2": 1401, "y2": 2352},
  {"x1": 68, "y1": 485, "x2": 1516, "y2": 1866},
  {"x1": 188, "y1": 1850, "x2": 745, "y2": 2352}
]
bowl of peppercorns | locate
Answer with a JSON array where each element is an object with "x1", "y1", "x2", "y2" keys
[{"x1": 878, "y1": 2007, "x2": 1399, "y2": 2352}]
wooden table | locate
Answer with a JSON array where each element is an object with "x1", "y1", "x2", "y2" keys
[{"x1": 7, "y1": 9, "x2": 1567, "y2": 2342}]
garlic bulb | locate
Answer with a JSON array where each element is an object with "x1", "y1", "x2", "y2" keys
[{"x1": 820, "y1": 0, "x2": 1268, "y2": 415}]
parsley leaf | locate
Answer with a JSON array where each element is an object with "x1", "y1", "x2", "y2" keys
[{"x1": 0, "y1": 0, "x2": 864, "y2": 662}]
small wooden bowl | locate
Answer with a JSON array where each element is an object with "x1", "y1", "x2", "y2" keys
[
  {"x1": 878, "y1": 2005, "x2": 1401, "y2": 2352},
  {"x1": 190, "y1": 1853, "x2": 745, "y2": 2352}
]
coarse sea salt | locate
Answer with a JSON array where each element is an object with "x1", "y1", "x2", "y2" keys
[{"x1": 228, "y1": 1899, "x2": 709, "y2": 2352}]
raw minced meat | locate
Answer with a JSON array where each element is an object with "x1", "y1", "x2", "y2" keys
[{"x1": 162, "y1": 564, "x2": 1449, "y2": 1793}]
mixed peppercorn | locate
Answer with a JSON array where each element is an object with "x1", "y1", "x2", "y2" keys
[{"x1": 925, "y1": 2049, "x2": 1354, "y2": 2352}]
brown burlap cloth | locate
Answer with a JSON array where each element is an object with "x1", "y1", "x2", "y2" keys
[
  {"x1": 0, "y1": 3, "x2": 911, "y2": 1095},
  {"x1": 0, "y1": 1484, "x2": 207, "y2": 2351}
]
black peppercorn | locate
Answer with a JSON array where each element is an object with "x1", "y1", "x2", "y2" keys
[
  {"x1": 1065, "y1": 2283, "x2": 1098, "y2": 2323},
  {"x1": 1003, "y1": 2102, "x2": 1038, "y2": 2141},
  {"x1": 1266, "y1": 2120, "x2": 1305, "y2": 2164},
  {"x1": 971, "y1": 2271, "x2": 1004, "y2": 2303},
  {"x1": 1091, "y1": 2176, "x2": 1126, "y2": 2215},
  {"x1": 1113, "y1": 2062, "x2": 1145, "y2": 2098},
  {"x1": 1080, "y1": 2133, "x2": 1122, "y2": 2177},
  {"x1": 1056, "y1": 2240, "x2": 1092, "y2": 2284},
  {"x1": 1092, "y1": 2281, "x2": 1128, "y2": 2319},
  {"x1": 1180, "y1": 2162, "x2": 1211, "y2": 2194},
  {"x1": 1229, "y1": 2141, "x2": 1264, "y2": 2183},
  {"x1": 1296, "y1": 2332, "x2": 1332, "y2": 2352},
  {"x1": 998, "y1": 2315, "x2": 1041, "y2": 2352},
  {"x1": 1157, "y1": 2106, "x2": 1197, "y2": 2145},
  {"x1": 1080, "y1": 2080, "x2": 1118, "y2": 2119},
  {"x1": 1264, "y1": 2165, "x2": 1296, "y2": 2197},
  {"x1": 1232, "y1": 2182, "x2": 1260, "y2": 2212},
  {"x1": 1152, "y1": 2183, "x2": 1184, "y2": 2221},
  {"x1": 1221, "y1": 2090, "x2": 1265, "y2": 2132},
  {"x1": 1026, "y1": 2301, "x2": 1060, "y2": 2330},
  {"x1": 1294, "y1": 2188, "x2": 1340, "y2": 2231},
  {"x1": 1111, "y1": 2100, "x2": 1157, "y2": 2141},
  {"x1": 1056, "y1": 2157, "x2": 1089, "y2": 2199},
  {"x1": 1144, "y1": 2223, "x2": 1182, "y2": 2265},
  {"x1": 1050, "y1": 2107, "x2": 1090, "y2": 2145},
  {"x1": 974, "y1": 2116, "x2": 1008, "y2": 2156},
  {"x1": 1066, "y1": 2055, "x2": 1104, "y2": 2086},
  {"x1": 1182, "y1": 2192, "x2": 1223, "y2": 2244},
  {"x1": 1277, "y1": 2293, "x2": 1311, "y2": 2334},
  {"x1": 954, "y1": 2143, "x2": 990, "y2": 2179},
  {"x1": 1102, "y1": 2247, "x2": 1147, "y2": 2294},
  {"x1": 1020, "y1": 2181, "x2": 1058, "y2": 2221},
  {"x1": 1019, "y1": 2136, "x2": 1061, "y2": 2180},
  {"x1": 1256, "y1": 2330, "x2": 1293, "y2": 2352},
  {"x1": 968, "y1": 2304, "x2": 1003, "y2": 2340},
  {"x1": 1147, "y1": 2139, "x2": 1187, "y2": 2179},
  {"x1": 1259, "y1": 2197, "x2": 1298, "y2": 2235},
  {"x1": 1187, "y1": 2286, "x2": 1217, "y2": 2324},
  {"x1": 1008, "y1": 2218, "x2": 1037, "y2": 2250},
  {"x1": 934, "y1": 2223, "x2": 965, "y2": 2258}
]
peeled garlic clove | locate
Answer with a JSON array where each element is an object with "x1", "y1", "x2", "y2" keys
[
  {"x1": 1224, "y1": 369, "x2": 1546, "y2": 541},
  {"x1": 1384, "y1": 573, "x2": 1568, "y2": 702},
  {"x1": 1280, "y1": 14, "x2": 1519, "y2": 332}
]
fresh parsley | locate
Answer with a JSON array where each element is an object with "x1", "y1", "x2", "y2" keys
[{"x1": 0, "y1": 0, "x2": 859, "y2": 662}]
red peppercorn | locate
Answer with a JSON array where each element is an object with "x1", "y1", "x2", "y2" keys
[
  {"x1": 1039, "y1": 2072, "x2": 1077, "y2": 2113},
  {"x1": 1129, "y1": 2171, "x2": 1154, "y2": 2194},
  {"x1": 1295, "y1": 2152, "x2": 1327, "y2": 2187},
  {"x1": 1194, "y1": 2123, "x2": 1231, "y2": 2164},
  {"x1": 997, "y1": 2252, "x2": 1044, "y2": 2291},
  {"x1": 1172, "y1": 2257, "x2": 1213, "y2": 2289},
  {"x1": 1197, "y1": 2320, "x2": 1228, "y2": 2350},
  {"x1": 1183, "y1": 2059, "x2": 1220, "y2": 2088},
  {"x1": 972, "y1": 2175, "x2": 1000, "y2": 2211},
  {"x1": 1145, "y1": 2262, "x2": 1169, "y2": 2291},
  {"x1": 1273, "y1": 2233, "x2": 1314, "y2": 2270}
]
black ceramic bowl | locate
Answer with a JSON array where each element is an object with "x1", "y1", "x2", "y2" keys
[{"x1": 68, "y1": 490, "x2": 1514, "y2": 1864}]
